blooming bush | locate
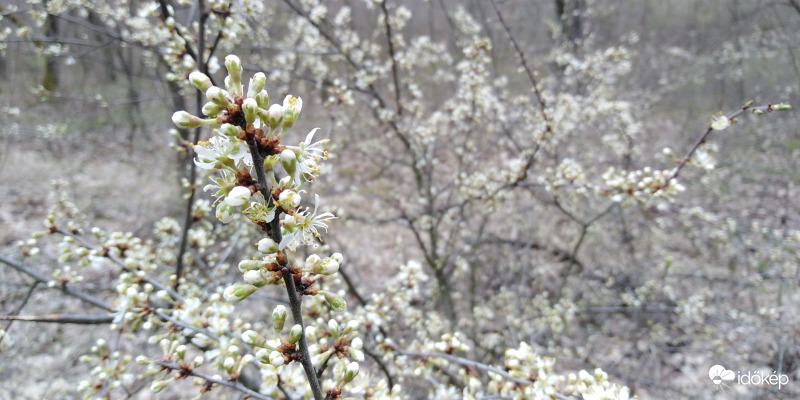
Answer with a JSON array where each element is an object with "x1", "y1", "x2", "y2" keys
[{"x1": 0, "y1": 1, "x2": 797, "y2": 399}]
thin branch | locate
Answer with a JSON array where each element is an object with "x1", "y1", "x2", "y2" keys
[
  {"x1": 0, "y1": 314, "x2": 114, "y2": 324},
  {"x1": 490, "y1": 0, "x2": 553, "y2": 132},
  {"x1": 387, "y1": 343, "x2": 529, "y2": 385},
  {"x1": 55, "y1": 228, "x2": 184, "y2": 302},
  {"x1": 657, "y1": 103, "x2": 780, "y2": 192},
  {"x1": 380, "y1": 0, "x2": 403, "y2": 115},
  {"x1": 0, "y1": 253, "x2": 112, "y2": 311},
  {"x1": 154, "y1": 361, "x2": 270, "y2": 400},
  {"x1": 1, "y1": 280, "x2": 39, "y2": 340}
]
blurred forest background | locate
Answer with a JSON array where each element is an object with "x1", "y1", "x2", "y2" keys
[{"x1": 1, "y1": 0, "x2": 799, "y2": 399}]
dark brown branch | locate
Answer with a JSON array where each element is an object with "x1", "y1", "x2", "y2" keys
[{"x1": 245, "y1": 136, "x2": 323, "y2": 400}]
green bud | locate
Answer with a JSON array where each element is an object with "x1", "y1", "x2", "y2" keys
[
  {"x1": 242, "y1": 330, "x2": 266, "y2": 347},
  {"x1": 343, "y1": 361, "x2": 359, "y2": 384},
  {"x1": 267, "y1": 104, "x2": 284, "y2": 129},
  {"x1": 202, "y1": 101, "x2": 222, "y2": 117},
  {"x1": 225, "y1": 55, "x2": 243, "y2": 96},
  {"x1": 223, "y1": 283, "x2": 258, "y2": 303},
  {"x1": 773, "y1": 103, "x2": 792, "y2": 111},
  {"x1": 269, "y1": 350, "x2": 285, "y2": 367},
  {"x1": 220, "y1": 123, "x2": 240, "y2": 138},
  {"x1": 189, "y1": 71, "x2": 213, "y2": 92},
  {"x1": 272, "y1": 305, "x2": 287, "y2": 333},
  {"x1": 327, "y1": 319, "x2": 340, "y2": 339},
  {"x1": 280, "y1": 149, "x2": 297, "y2": 178},
  {"x1": 206, "y1": 87, "x2": 234, "y2": 109},
  {"x1": 318, "y1": 258, "x2": 340, "y2": 275},
  {"x1": 150, "y1": 378, "x2": 171, "y2": 393},
  {"x1": 243, "y1": 98, "x2": 258, "y2": 126},
  {"x1": 255, "y1": 89, "x2": 270, "y2": 109},
  {"x1": 257, "y1": 237, "x2": 279, "y2": 254},
  {"x1": 216, "y1": 203, "x2": 236, "y2": 224},
  {"x1": 323, "y1": 291, "x2": 347, "y2": 313},
  {"x1": 171, "y1": 111, "x2": 215, "y2": 130},
  {"x1": 225, "y1": 55, "x2": 242, "y2": 80},
  {"x1": 248, "y1": 72, "x2": 267, "y2": 98},
  {"x1": 288, "y1": 324, "x2": 303, "y2": 344},
  {"x1": 238, "y1": 259, "x2": 266, "y2": 273},
  {"x1": 243, "y1": 270, "x2": 267, "y2": 287}
]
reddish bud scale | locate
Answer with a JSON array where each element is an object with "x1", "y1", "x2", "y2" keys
[
  {"x1": 276, "y1": 251, "x2": 288, "y2": 266},
  {"x1": 266, "y1": 262, "x2": 282, "y2": 272},
  {"x1": 257, "y1": 135, "x2": 281, "y2": 156}
]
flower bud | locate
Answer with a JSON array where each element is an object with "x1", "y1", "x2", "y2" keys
[
  {"x1": 278, "y1": 189, "x2": 301, "y2": 210},
  {"x1": 255, "y1": 89, "x2": 270, "y2": 109},
  {"x1": 280, "y1": 149, "x2": 297, "y2": 179},
  {"x1": 202, "y1": 101, "x2": 222, "y2": 117},
  {"x1": 216, "y1": 203, "x2": 236, "y2": 223},
  {"x1": 223, "y1": 283, "x2": 258, "y2": 302},
  {"x1": 206, "y1": 87, "x2": 234, "y2": 108},
  {"x1": 172, "y1": 111, "x2": 214, "y2": 130},
  {"x1": 267, "y1": 104, "x2": 284, "y2": 129},
  {"x1": 323, "y1": 291, "x2": 347, "y2": 313},
  {"x1": 710, "y1": 114, "x2": 729, "y2": 131},
  {"x1": 225, "y1": 186, "x2": 252, "y2": 207},
  {"x1": 282, "y1": 95, "x2": 303, "y2": 130},
  {"x1": 327, "y1": 319, "x2": 340, "y2": 339},
  {"x1": 175, "y1": 345, "x2": 187, "y2": 360},
  {"x1": 223, "y1": 356, "x2": 235, "y2": 372},
  {"x1": 331, "y1": 253, "x2": 344, "y2": 265},
  {"x1": 242, "y1": 98, "x2": 258, "y2": 126},
  {"x1": 242, "y1": 330, "x2": 265, "y2": 347},
  {"x1": 247, "y1": 72, "x2": 267, "y2": 98},
  {"x1": 257, "y1": 238, "x2": 279, "y2": 254},
  {"x1": 318, "y1": 258, "x2": 339, "y2": 275},
  {"x1": 243, "y1": 270, "x2": 267, "y2": 287},
  {"x1": 189, "y1": 71, "x2": 212, "y2": 92},
  {"x1": 150, "y1": 379, "x2": 171, "y2": 393},
  {"x1": 269, "y1": 351, "x2": 285, "y2": 367},
  {"x1": 343, "y1": 361, "x2": 359, "y2": 383},
  {"x1": 192, "y1": 356, "x2": 204, "y2": 368},
  {"x1": 288, "y1": 324, "x2": 303, "y2": 344},
  {"x1": 304, "y1": 254, "x2": 321, "y2": 270},
  {"x1": 225, "y1": 55, "x2": 242, "y2": 82},
  {"x1": 256, "y1": 348, "x2": 269, "y2": 364},
  {"x1": 220, "y1": 123, "x2": 240, "y2": 138},
  {"x1": 773, "y1": 103, "x2": 792, "y2": 111},
  {"x1": 272, "y1": 305, "x2": 287, "y2": 332}
]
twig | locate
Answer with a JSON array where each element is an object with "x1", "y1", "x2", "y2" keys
[
  {"x1": 1, "y1": 280, "x2": 39, "y2": 338},
  {"x1": 55, "y1": 228, "x2": 184, "y2": 302},
  {"x1": 0, "y1": 314, "x2": 114, "y2": 324},
  {"x1": 386, "y1": 343, "x2": 529, "y2": 385},
  {"x1": 380, "y1": 0, "x2": 403, "y2": 115},
  {"x1": 658, "y1": 103, "x2": 780, "y2": 192},
  {"x1": 0, "y1": 253, "x2": 112, "y2": 311},
  {"x1": 154, "y1": 360, "x2": 270, "y2": 400}
]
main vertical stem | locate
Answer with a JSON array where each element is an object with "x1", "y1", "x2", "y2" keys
[{"x1": 247, "y1": 140, "x2": 324, "y2": 400}]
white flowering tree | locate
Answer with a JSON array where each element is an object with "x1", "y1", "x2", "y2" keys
[{"x1": 0, "y1": 1, "x2": 798, "y2": 399}]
